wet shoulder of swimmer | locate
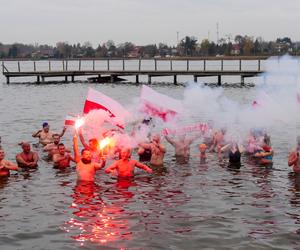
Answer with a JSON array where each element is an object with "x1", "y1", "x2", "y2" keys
[
  {"x1": 105, "y1": 148, "x2": 153, "y2": 178},
  {"x1": 73, "y1": 133, "x2": 105, "y2": 182},
  {"x1": 16, "y1": 142, "x2": 39, "y2": 169},
  {"x1": 0, "y1": 147, "x2": 20, "y2": 177}
]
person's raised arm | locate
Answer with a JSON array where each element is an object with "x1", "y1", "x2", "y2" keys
[
  {"x1": 165, "y1": 136, "x2": 175, "y2": 146},
  {"x1": 59, "y1": 126, "x2": 67, "y2": 138},
  {"x1": 135, "y1": 160, "x2": 153, "y2": 173},
  {"x1": 32, "y1": 129, "x2": 42, "y2": 138},
  {"x1": 79, "y1": 129, "x2": 89, "y2": 149},
  {"x1": 220, "y1": 143, "x2": 231, "y2": 153},
  {"x1": 73, "y1": 133, "x2": 80, "y2": 163}
]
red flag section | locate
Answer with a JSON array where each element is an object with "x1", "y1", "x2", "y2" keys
[
  {"x1": 140, "y1": 85, "x2": 183, "y2": 122},
  {"x1": 83, "y1": 87, "x2": 129, "y2": 128}
]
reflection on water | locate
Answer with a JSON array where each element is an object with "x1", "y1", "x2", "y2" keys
[{"x1": 64, "y1": 180, "x2": 133, "y2": 248}]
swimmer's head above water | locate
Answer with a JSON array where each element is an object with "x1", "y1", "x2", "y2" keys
[
  {"x1": 88, "y1": 138, "x2": 98, "y2": 151},
  {"x1": 81, "y1": 149, "x2": 92, "y2": 164},
  {"x1": 120, "y1": 148, "x2": 132, "y2": 160},
  {"x1": 199, "y1": 143, "x2": 207, "y2": 153},
  {"x1": 52, "y1": 134, "x2": 60, "y2": 145},
  {"x1": 57, "y1": 143, "x2": 65, "y2": 155},
  {"x1": 42, "y1": 122, "x2": 49, "y2": 132},
  {"x1": 21, "y1": 142, "x2": 31, "y2": 154}
]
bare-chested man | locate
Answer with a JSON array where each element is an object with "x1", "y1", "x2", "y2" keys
[
  {"x1": 53, "y1": 143, "x2": 75, "y2": 169},
  {"x1": 16, "y1": 142, "x2": 39, "y2": 169},
  {"x1": 73, "y1": 133, "x2": 105, "y2": 182},
  {"x1": 165, "y1": 134, "x2": 199, "y2": 162},
  {"x1": 43, "y1": 134, "x2": 60, "y2": 159},
  {"x1": 139, "y1": 134, "x2": 166, "y2": 166},
  {"x1": 0, "y1": 148, "x2": 19, "y2": 177},
  {"x1": 32, "y1": 122, "x2": 66, "y2": 146},
  {"x1": 105, "y1": 148, "x2": 152, "y2": 178},
  {"x1": 288, "y1": 136, "x2": 300, "y2": 174}
]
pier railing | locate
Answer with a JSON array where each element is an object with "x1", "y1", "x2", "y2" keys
[{"x1": 1, "y1": 57, "x2": 267, "y2": 84}]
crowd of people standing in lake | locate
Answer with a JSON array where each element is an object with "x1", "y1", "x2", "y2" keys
[{"x1": 1, "y1": 120, "x2": 300, "y2": 182}]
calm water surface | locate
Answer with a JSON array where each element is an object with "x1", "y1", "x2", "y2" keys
[{"x1": 0, "y1": 79, "x2": 300, "y2": 250}]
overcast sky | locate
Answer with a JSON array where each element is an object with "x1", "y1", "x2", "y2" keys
[{"x1": 0, "y1": 0, "x2": 299, "y2": 46}]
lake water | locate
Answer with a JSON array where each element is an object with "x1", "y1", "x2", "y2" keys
[{"x1": 1, "y1": 65, "x2": 300, "y2": 250}]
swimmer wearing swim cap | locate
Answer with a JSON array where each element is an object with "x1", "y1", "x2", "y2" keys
[
  {"x1": 32, "y1": 122, "x2": 67, "y2": 146},
  {"x1": 199, "y1": 143, "x2": 207, "y2": 162}
]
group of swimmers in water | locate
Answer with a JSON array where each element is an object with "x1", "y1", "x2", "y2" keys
[{"x1": 1, "y1": 120, "x2": 300, "y2": 182}]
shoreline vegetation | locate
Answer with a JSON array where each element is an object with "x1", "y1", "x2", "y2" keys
[{"x1": 0, "y1": 35, "x2": 299, "y2": 60}]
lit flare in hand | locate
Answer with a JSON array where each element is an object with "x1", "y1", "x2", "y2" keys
[
  {"x1": 99, "y1": 137, "x2": 114, "y2": 150},
  {"x1": 75, "y1": 118, "x2": 85, "y2": 130}
]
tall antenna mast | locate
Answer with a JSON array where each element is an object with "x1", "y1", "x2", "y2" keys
[{"x1": 216, "y1": 22, "x2": 219, "y2": 45}]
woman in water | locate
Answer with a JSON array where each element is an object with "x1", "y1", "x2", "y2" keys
[{"x1": 221, "y1": 142, "x2": 242, "y2": 168}]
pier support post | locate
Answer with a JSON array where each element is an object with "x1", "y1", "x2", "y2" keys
[
  {"x1": 174, "y1": 75, "x2": 177, "y2": 84},
  {"x1": 6, "y1": 76, "x2": 10, "y2": 84},
  {"x1": 217, "y1": 75, "x2": 221, "y2": 86},
  {"x1": 194, "y1": 75, "x2": 197, "y2": 82},
  {"x1": 42, "y1": 76, "x2": 45, "y2": 83},
  {"x1": 97, "y1": 75, "x2": 101, "y2": 83},
  {"x1": 148, "y1": 75, "x2": 152, "y2": 84},
  {"x1": 136, "y1": 75, "x2": 139, "y2": 84},
  {"x1": 241, "y1": 76, "x2": 245, "y2": 86},
  {"x1": 71, "y1": 75, "x2": 75, "y2": 82},
  {"x1": 37, "y1": 76, "x2": 40, "y2": 83},
  {"x1": 65, "y1": 76, "x2": 68, "y2": 82},
  {"x1": 110, "y1": 75, "x2": 115, "y2": 83}
]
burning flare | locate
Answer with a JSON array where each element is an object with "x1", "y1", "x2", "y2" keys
[
  {"x1": 75, "y1": 118, "x2": 85, "y2": 130},
  {"x1": 99, "y1": 137, "x2": 113, "y2": 150}
]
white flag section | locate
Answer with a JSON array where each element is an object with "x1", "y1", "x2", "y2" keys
[
  {"x1": 140, "y1": 85, "x2": 183, "y2": 122},
  {"x1": 83, "y1": 87, "x2": 130, "y2": 128},
  {"x1": 64, "y1": 115, "x2": 76, "y2": 126}
]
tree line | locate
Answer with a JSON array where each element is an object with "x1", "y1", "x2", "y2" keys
[{"x1": 0, "y1": 35, "x2": 298, "y2": 59}]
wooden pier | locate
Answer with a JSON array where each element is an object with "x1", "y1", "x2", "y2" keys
[{"x1": 1, "y1": 57, "x2": 266, "y2": 85}]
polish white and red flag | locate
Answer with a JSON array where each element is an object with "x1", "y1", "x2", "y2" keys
[
  {"x1": 83, "y1": 87, "x2": 129, "y2": 128},
  {"x1": 64, "y1": 115, "x2": 76, "y2": 126},
  {"x1": 140, "y1": 85, "x2": 183, "y2": 122}
]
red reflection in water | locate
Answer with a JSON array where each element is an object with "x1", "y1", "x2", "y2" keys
[{"x1": 63, "y1": 180, "x2": 134, "y2": 247}]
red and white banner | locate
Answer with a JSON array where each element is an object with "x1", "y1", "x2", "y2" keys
[
  {"x1": 162, "y1": 123, "x2": 209, "y2": 136},
  {"x1": 140, "y1": 85, "x2": 183, "y2": 122},
  {"x1": 64, "y1": 115, "x2": 76, "y2": 126},
  {"x1": 83, "y1": 88, "x2": 129, "y2": 128}
]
